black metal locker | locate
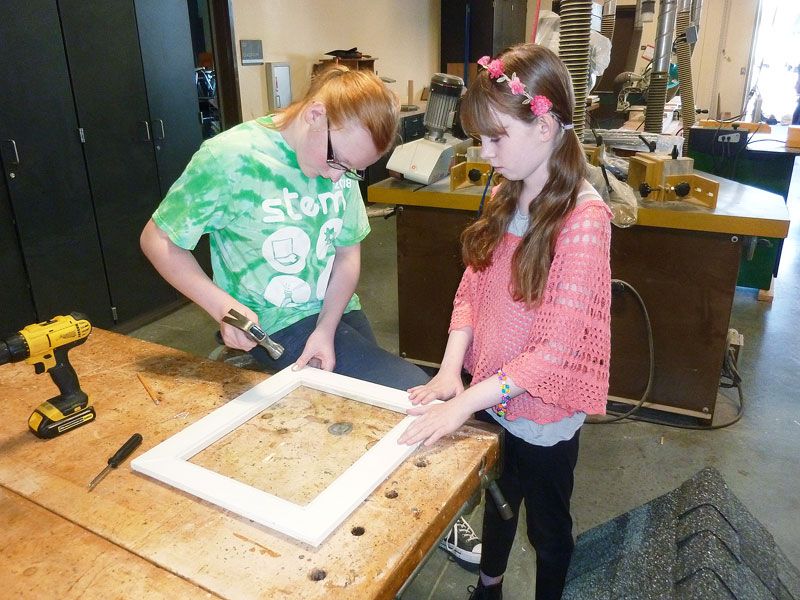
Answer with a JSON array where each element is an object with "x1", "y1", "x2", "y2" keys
[
  {"x1": 134, "y1": 0, "x2": 211, "y2": 277},
  {"x1": 135, "y1": 0, "x2": 204, "y2": 195},
  {"x1": 0, "y1": 0, "x2": 114, "y2": 331},
  {"x1": 0, "y1": 184, "x2": 37, "y2": 333},
  {"x1": 1, "y1": 0, "x2": 209, "y2": 332},
  {"x1": 58, "y1": 0, "x2": 180, "y2": 324}
]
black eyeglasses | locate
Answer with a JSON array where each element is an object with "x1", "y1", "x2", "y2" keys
[{"x1": 326, "y1": 127, "x2": 366, "y2": 181}]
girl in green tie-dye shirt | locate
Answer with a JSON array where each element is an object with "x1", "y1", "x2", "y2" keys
[{"x1": 141, "y1": 66, "x2": 428, "y2": 390}]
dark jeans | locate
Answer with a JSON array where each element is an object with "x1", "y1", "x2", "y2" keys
[
  {"x1": 248, "y1": 309, "x2": 430, "y2": 390},
  {"x1": 478, "y1": 417, "x2": 581, "y2": 600}
]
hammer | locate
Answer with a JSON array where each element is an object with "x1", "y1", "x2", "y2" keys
[{"x1": 221, "y1": 308, "x2": 284, "y2": 360}]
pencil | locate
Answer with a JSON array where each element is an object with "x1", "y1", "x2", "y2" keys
[{"x1": 136, "y1": 372, "x2": 160, "y2": 405}]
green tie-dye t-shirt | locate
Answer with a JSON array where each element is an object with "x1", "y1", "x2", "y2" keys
[{"x1": 152, "y1": 117, "x2": 370, "y2": 334}]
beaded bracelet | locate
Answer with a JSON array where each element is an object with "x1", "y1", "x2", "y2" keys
[{"x1": 493, "y1": 368, "x2": 511, "y2": 418}]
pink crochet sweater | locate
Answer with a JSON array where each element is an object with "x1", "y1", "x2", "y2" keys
[{"x1": 450, "y1": 198, "x2": 612, "y2": 424}]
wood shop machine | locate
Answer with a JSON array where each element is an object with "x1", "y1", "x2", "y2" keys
[{"x1": 370, "y1": 0, "x2": 791, "y2": 428}]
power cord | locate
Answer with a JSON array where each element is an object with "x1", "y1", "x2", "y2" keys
[
  {"x1": 652, "y1": 343, "x2": 744, "y2": 430},
  {"x1": 588, "y1": 279, "x2": 745, "y2": 430},
  {"x1": 616, "y1": 378, "x2": 743, "y2": 430},
  {"x1": 587, "y1": 279, "x2": 653, "y2": 424},
  {"x1": 730, "y1": 127, "x2": 760, "y2": 180}
]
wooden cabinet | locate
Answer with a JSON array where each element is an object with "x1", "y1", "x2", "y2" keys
[
  {"x1": 396, "y1": 205, "x2": 474, "y2": 364},
  {"x1": 369, "y1": 175, "x2": 789, "y2": 423},
  {"x1": 0, "y1": 0, "x2": 202, "y2": 334}
]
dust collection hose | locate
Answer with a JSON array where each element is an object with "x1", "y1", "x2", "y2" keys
[
  {"x1": 601, "y1": 0, "x2": 617, "y2": 41},
  {"x1": 558, "y1": 0, "x2": 593, "y2": 140},
  {"x1": 644, "y1": 0, "x2": 677, "y2": 133},
  {"x1": 675, "y1": 0, "x2": 695, "y2": 154}
]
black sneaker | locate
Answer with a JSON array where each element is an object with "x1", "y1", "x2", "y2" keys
[
  {"x1": 439, "y1": 516, "x2": 482, "y2": 565},
  {"x1": 467, "y1": 580, "x2": 503, "y2": 600}
]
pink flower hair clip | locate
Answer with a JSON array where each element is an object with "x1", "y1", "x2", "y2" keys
[{"x1": 477, "y1": 55, "x2": 573, "y2": 129}]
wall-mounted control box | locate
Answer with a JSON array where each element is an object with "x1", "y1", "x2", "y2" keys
[{"x1": 265, "y1": 62, "x2": 291, "y2": 112}]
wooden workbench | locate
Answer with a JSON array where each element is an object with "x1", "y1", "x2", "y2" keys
[
  {"x1": 368, "y1": 172, "x2": 790, "y2": 238},
  {"x1": 0, "y1": 329, "x2": 499, "y2": 599},
  {"x1": 368, "y1": 173, "x2": 790, "y2": 420}
]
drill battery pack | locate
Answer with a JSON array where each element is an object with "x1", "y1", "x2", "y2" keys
[{"x1": 28, "y1": 400, "x2": 95, "y2": 439}]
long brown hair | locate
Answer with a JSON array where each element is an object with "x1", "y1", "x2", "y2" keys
[
  {"x1": 460, "y1": 44, "x2": 586, "y2": 305},
  {"x1": 271, "y1": 65, "x2": 399, "y2": 155}
]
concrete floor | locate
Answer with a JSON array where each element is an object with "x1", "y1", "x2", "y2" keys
[{"x1": 130, "y1": 158, "x2": 800, "y2": 599}]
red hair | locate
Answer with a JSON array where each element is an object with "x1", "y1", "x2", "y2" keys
[{"x1": 273, "y1": 65, "x2": 399, "y2": 155}]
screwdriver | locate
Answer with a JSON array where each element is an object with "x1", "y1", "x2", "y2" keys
[{"x1": 87, "y1": 433, "x2": 143, "y2": 491}]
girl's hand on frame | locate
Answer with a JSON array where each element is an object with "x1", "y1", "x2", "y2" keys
[
  {"x1": 397, "y1": 398, "x2": 473, "y2": 447},
  {"x1": 294, "y1": 328, "x2": 334, "y2": 371},
  {"x1": 407, "y1": 372, "x2": 465, "y2": 405}
]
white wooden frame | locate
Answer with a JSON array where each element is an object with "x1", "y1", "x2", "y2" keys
[{"x1": 131, "y1": 366, "x2": 426, "y2": 547}]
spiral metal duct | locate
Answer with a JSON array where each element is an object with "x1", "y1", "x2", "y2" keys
[
  {"x1": 675, "y1": 0, "x2": 695, "y2": 153},
  {"x1": 558, "y1": 0, "x2": 592, "y2": 140},
  {"x1": 644, "y1": 0, "x2": 677, "y2": 133},
  {"x1": 601, "y1": 0, "x2": 617, "y2": 41}
]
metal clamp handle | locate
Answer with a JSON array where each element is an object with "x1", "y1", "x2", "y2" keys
[{"x1": 478, "y1": 452, "x2": 513, "y2": 521}]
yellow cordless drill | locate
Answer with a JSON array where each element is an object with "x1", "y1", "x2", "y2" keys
[{"x1": 0, "y1": 313, "x2": 95, "y2": 439}]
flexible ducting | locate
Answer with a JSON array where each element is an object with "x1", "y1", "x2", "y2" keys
[
  {"x1": 644, "y1": 0, "x2": 677, "y2": 133},
  {"x1": 675, "y1": 0, "x2": 695, "y2": 153},
  {"x1": 558, "y1": 0, "x2": 592, "y2": 140},
  {"x1": 601, "y1": 0, "x2": 617, "y2": 41}
]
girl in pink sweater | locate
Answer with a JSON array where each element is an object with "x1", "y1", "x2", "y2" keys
[{"x1": 398, "y1": 44, "x2": 611, "y2": 600}]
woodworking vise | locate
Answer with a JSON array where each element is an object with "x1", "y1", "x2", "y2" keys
[{"x1": 627, "y1": 151, "x2": 719, "y2": 208}]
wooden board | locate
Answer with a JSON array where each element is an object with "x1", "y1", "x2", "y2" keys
[
  {"x1": 697, "y1": 120, "x2": 771, "y2": 133},
  {"x1": 0, "y1": 487, "x2": 217, "y2": 599},
  {"x1": 191, "y1": 386, "x2": 403, "y2": 504},
  {"x1": 0, "y1": 329, "x2": 499, "y2": 599}
]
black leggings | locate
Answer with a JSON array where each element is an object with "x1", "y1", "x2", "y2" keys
[{"x1": 479, "y1": 419, "x2": 580, "y2": 600}]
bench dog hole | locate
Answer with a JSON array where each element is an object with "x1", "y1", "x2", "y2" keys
[
  {"x1": 309, "y1": 568, "x2": 327, "y2": 581},
  {"x1": 351, "y1": 526, "x2": 365, "y2": 536}
]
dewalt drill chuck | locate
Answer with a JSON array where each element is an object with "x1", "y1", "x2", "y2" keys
[{"x1": 0, "y1": 313, "x2": 95, "y2": 439}]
